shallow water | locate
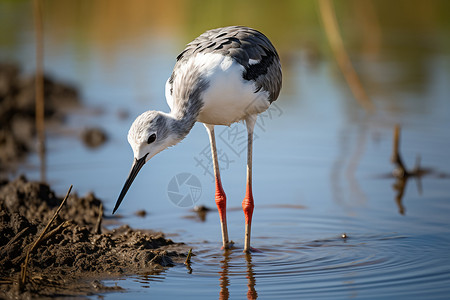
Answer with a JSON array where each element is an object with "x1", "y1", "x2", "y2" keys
[
  {"x1": 103, "y1": 210, "x2": 450, "y2": 299},
  {"x1": 1, "y1": 1, "x2": 450, "y2": 299}
]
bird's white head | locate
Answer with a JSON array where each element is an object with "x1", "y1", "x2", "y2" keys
[
  {"x1": 113, "y1": 110, "x2": 178, "y2": 214},
  {"x1": 127, "y1": 110, "x2": 177, "y2": 162}
]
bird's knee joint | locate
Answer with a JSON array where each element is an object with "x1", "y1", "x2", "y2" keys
[
  {"x1": 215, "y1": 193, "x2": 227, "y2": 208},
  {"x1": 242, "y1": 198, "x2": 254, "y2": 215}
]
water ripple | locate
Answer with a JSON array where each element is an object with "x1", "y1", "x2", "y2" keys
[{"x1": 130, "y1": 228, "x2": 449, "y2": 299}]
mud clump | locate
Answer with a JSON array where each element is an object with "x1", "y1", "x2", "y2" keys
[
  {"x1": 81, "y1": 127, "x2": 108, "y2": 148},
  {"x1": 0, "y1": 63, "x2": 80, "y2": 172},
  {"x1": 0, "y1": 176, "x2": 187, "y2": 298}
]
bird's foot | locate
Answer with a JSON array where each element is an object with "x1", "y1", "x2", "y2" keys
[{"x1": 221, "y1": 240, "x2": 235, "y2": 250}]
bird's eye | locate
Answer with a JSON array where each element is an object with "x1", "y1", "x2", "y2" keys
[{"x1": 147, "y1": 133, "x2": 156, "y2": 144}]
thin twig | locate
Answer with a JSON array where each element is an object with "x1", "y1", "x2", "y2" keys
[
  {"x1": 19, "y1": 185, "x2": 73, "y2": 289},
  {"x1": 95, "y1": 203, "x2": 103, "y2": 234},
  {"x1": 184, "y1": 248, "x2": 193, "y2": 274},
  {"x1": 391, "y1": 124, "x2": 408, "y2": 178},
  {"x1": 41, "y1": 220, "x2": 71, "y2": 241},
  {"x1": 318, "y1": 0, "x2": 375, "y2": 112},
  {"x1": 11, "y1": 222, "x2": 70, "y2": 267},
  {"x1": 184, "y1": 248, "x2": 193, "y2": 265},
  {"x1": 5, "y1": 227, "x2": 32, "y2": 249}
]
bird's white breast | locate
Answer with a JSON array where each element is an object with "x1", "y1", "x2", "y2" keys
[{"x1": 167, "y1": 53, "x2": 270, "y2": 126}]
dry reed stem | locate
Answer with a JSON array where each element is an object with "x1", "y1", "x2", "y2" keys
[
  {"x1": 95, "y1": 203, "x2": 103, "y2": 234},
  {"x1": 33, "y1": 0, "x2": 46, "y2": 181},
  {"x1": 318, "y1": 0, "x2": 375, "y2": 113},
  {"x1": 19, "y1": 185, "x2": 73, "y2": 289}
]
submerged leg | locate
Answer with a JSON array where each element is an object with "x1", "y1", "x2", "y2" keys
[
  {"x1": 205, "y1": 124, "x2": 230, "y2": 249},
  {"x1": 243, "y1": 116, "x2": 256, "y2": 253}
]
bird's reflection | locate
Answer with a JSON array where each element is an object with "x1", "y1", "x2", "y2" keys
[
  {"x1": 219, "y1": 250, "x2": 231, "y2": 300},
  {"x1": 219, "y1": 250, "x2": 258, "y2": 300},
  {"x1": 245, "y1": 253, "x2": 258, "y2": 299}
]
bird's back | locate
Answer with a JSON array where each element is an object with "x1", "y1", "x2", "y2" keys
[{"x1": 165, "y1": 26, "x2": 282, "y2": 125}]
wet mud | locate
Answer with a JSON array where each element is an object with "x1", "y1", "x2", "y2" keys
[
  {"x1": 81, "y1": 127, "x2": 108, "y2": 149},
  {"x1": 0, "y1": 176, "x2": 187, "y2": 299}
]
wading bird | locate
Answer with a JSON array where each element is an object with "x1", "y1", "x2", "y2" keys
[{"x1": 113, "y1": 26, "x2": 282, "y2": 252}]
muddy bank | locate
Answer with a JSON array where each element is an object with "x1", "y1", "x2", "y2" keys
[
  {"x1": 0, "y1": 176, "x2": 188, "y2": 299},
  {"x1": 0, "y1": 62, "x2": 81, "y2": 172}
]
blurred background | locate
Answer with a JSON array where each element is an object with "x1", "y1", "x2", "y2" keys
[{"x1": 1, "y1": 0, "x2": 450, "y2": 298}]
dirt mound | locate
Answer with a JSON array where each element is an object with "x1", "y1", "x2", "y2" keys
[
  {"x1": 0, "y1": 176, "x2": 187, "y2": 298},
  {"x1": 0, "y1": 63, "x2": 80, "y2": 171}
]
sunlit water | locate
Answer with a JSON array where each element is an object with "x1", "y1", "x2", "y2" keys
[{"x1": 1, "y1": 1, "x2": 450, "y2": 299}]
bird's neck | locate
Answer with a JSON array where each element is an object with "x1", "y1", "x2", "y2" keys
[
  {"x1": 164, "y1": 97, "x2": 202, "y2": 143},
  {"x1": 168, "y1": 110, "x2": 197, "y2": 140},
  {"x1": 168, "y1": 93, "x2": 207, "y2": 142},
  {"x1": 165, "y1": 68, "x2": 209, "y2": 142}
]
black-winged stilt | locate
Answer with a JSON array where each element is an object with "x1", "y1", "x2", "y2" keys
[{"x1": 113, "y1": 26, "x2": 282, "y2": 253}]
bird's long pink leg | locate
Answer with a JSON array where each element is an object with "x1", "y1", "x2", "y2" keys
[
  {"x1": 205, "y1": 124, "x2": 230, "y2": 249},
  {"x1": 243, "y1": 117, "x2": 256, "y2": 253}
]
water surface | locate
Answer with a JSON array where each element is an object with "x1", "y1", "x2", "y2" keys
[{"x1": 1, "y1": 1, "x2": 450, "y2": 299}]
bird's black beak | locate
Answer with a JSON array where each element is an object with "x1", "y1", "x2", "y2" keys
[{"x1": 113, "y1": 153, "x2": 148, "y2": 214}]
